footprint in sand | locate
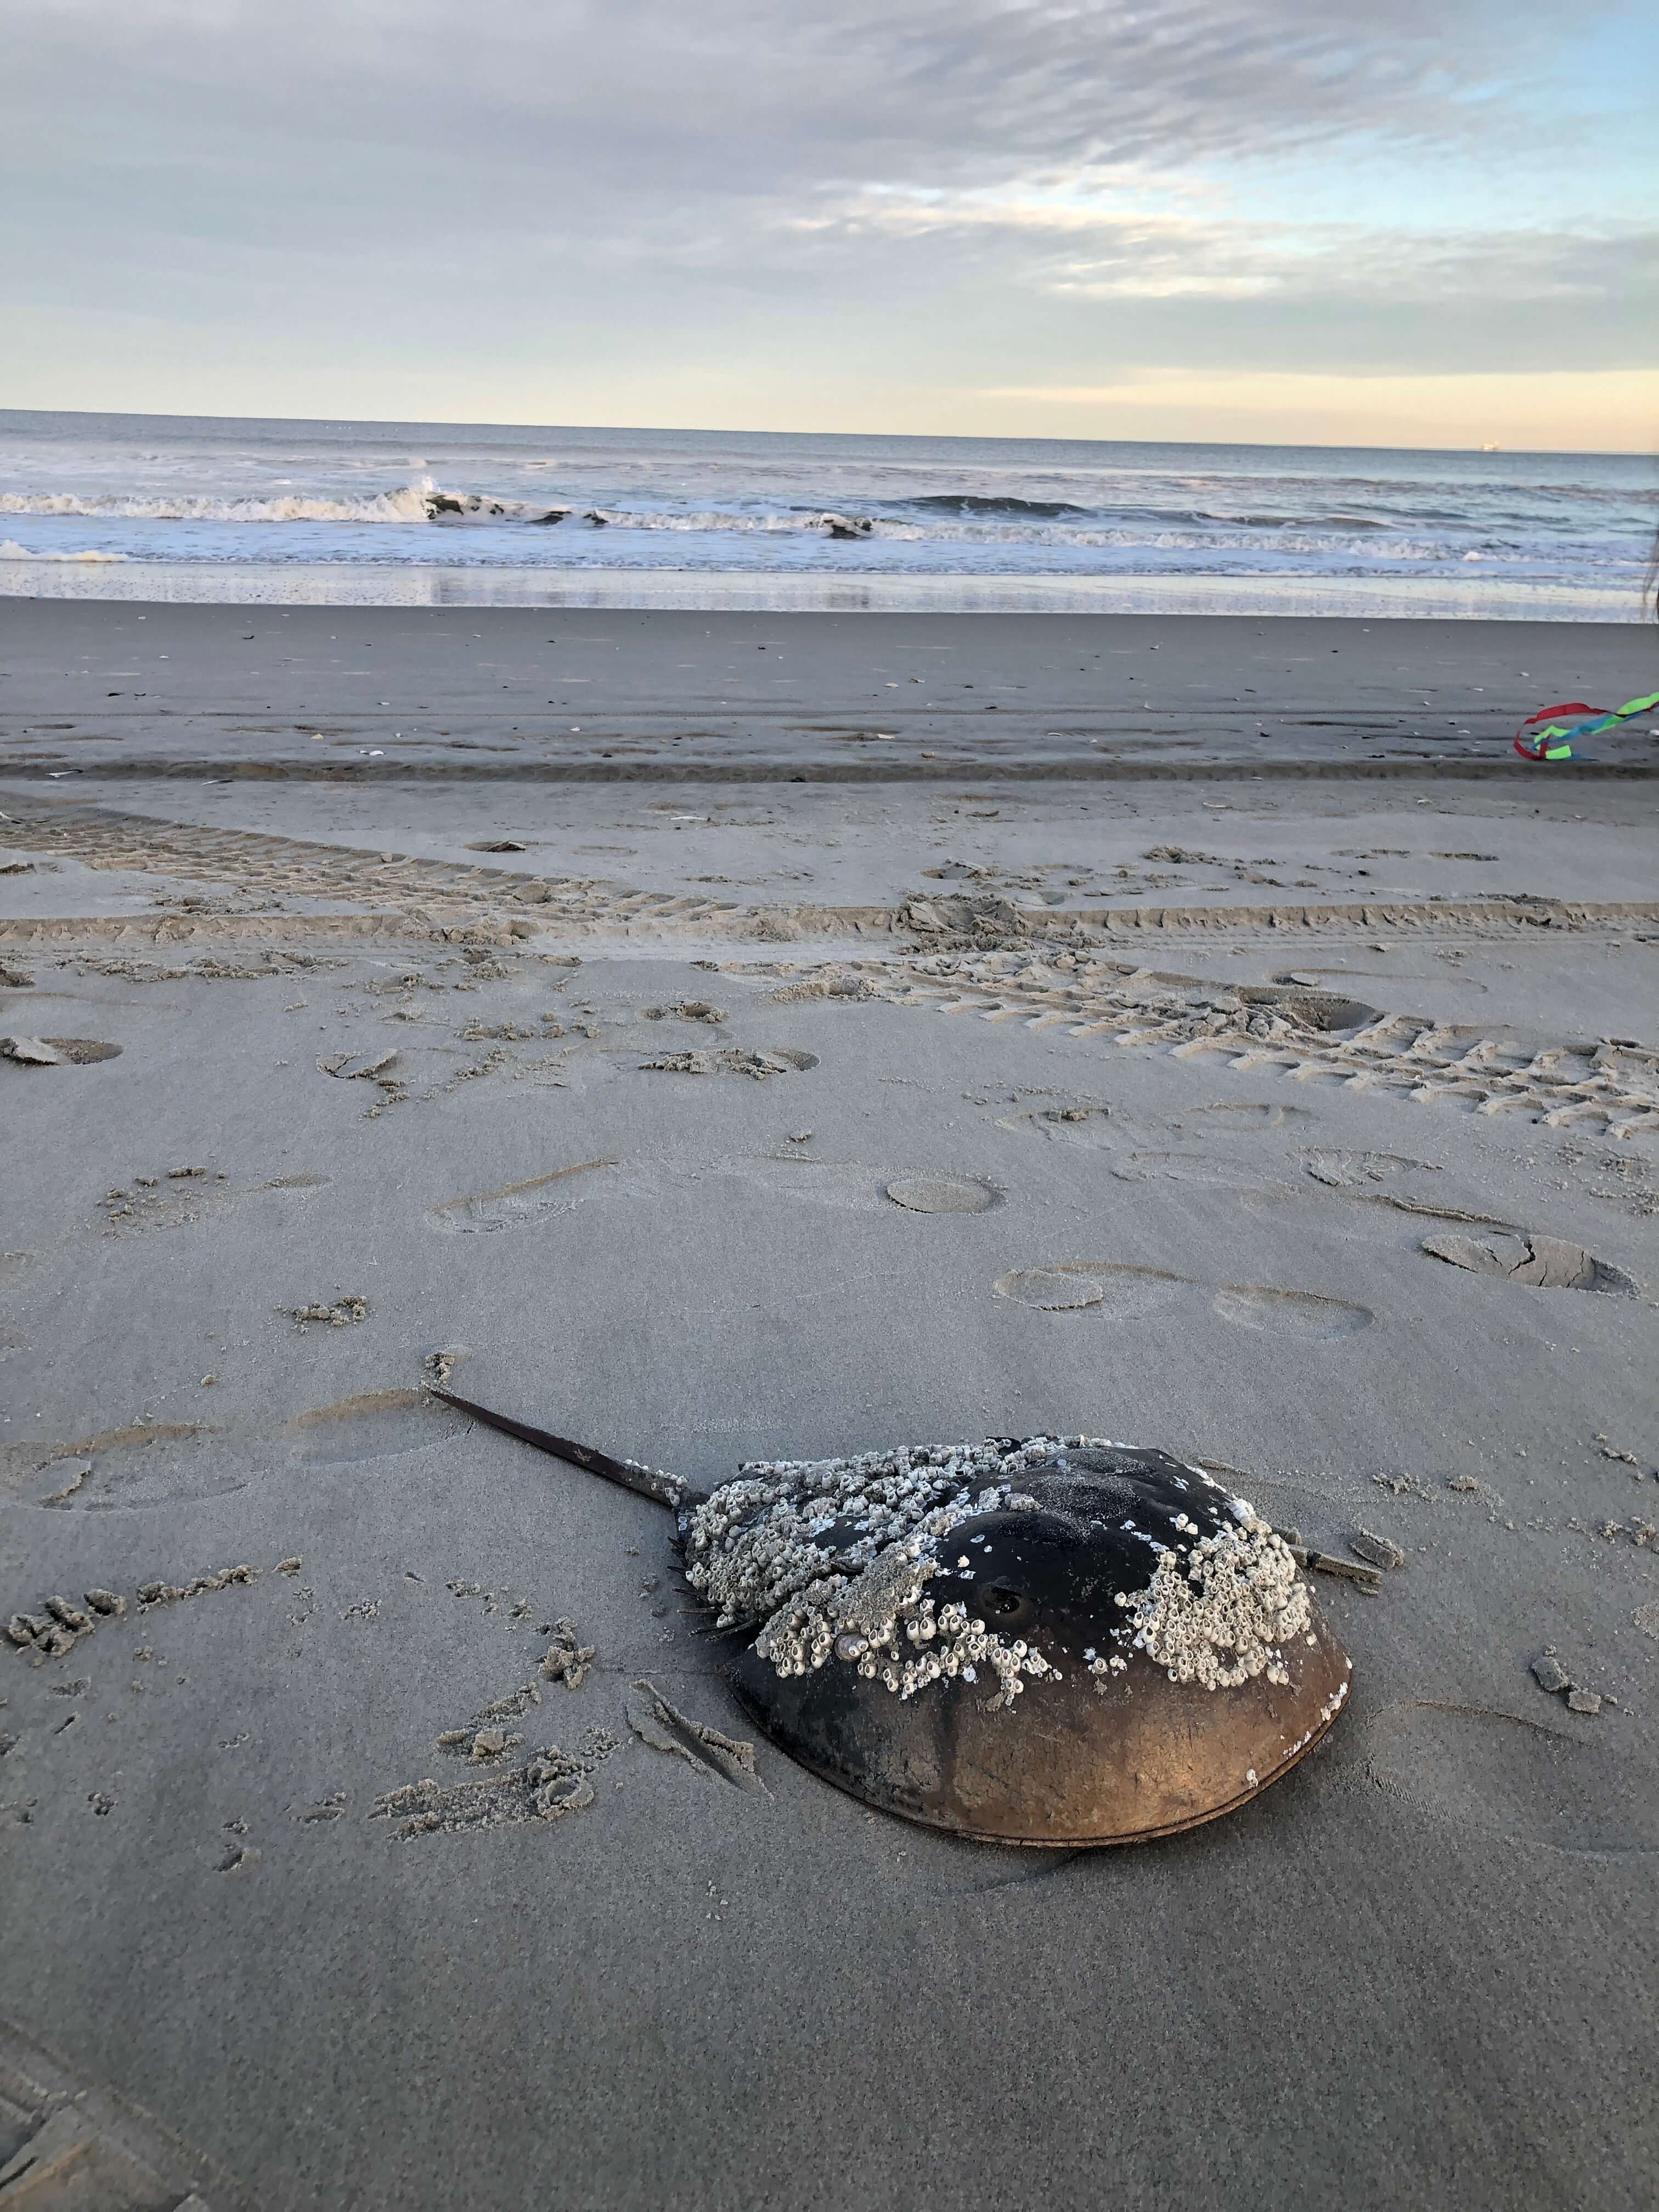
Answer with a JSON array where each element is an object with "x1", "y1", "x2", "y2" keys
[
  {"x1": 286, "y1": 1389, "x2": 439, "y2": 1464},
  {"x1": 1365, "y1": 1701, "x2": 1659, "y2": 1858},
  {"x1": 1209, "y1": 1284, "x2": 1374, "y2": 1340},
  {"x1": 427, "y1": 1158, "x2": 618, "y2": 1233},
  {"x1": 100, "y1": 1169, "x2": 332, "y2": 1235},
  {"x1": 884, "y1": 1175, "x2": 1002, "y2": 1214},
  {"x1": 686, "y1": 1159, "x2": 1002, "y2": 1217},
  {"x1": 996, "y1": 1262, "x2": 1372, "y2": 1338},
  {"x1": 1238, "y1": 986, "x2": 1381, "y2": 1033},
  {"x1": 1001, "y1": 1102, "x2": 1315, "y2": 1153},
  {"x1": 1421, "y1": 1232, "x2": 1638, "y2": 1295},
  {"x1": 1302, "y1": 1148, "x2": 1437, "y2": 1188},
  {"x1": 717, "y1": 1158, "x2": 889, "y2": 1212},
  {"x1": 1, "y1": 1035, "x2": 123, "y2": 1067},
  {"x1": 2, "y1": 1422, "x2": 239, "y2": 1510},
  {"x1": 994, "y1": 1263, "x2": 1186, "y2": 1317},
  {"x1": 996, "y1": 1103, "x2": 1116, "y2": 1148},
  {"x1": 1190, "y1": 1101, "x2": 1314, "y2": 1130},
  {"x1": 1108, "y1": 1150, "x2": 1271, "y2": 1190}
]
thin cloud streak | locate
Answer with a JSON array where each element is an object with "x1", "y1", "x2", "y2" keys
[{"x1": 804, "y1": 191, "x2": 1656, "y2": 304}]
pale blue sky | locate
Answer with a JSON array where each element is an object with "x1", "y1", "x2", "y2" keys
[{"x1": 3, "y1": 0, "x2": 1654, "y2": 447}]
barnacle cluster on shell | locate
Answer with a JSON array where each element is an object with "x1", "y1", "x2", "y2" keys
[
  {"x1": 682, "y1": 1440, "x2": 1312, "y2": 1710},
  {"x1": 1118, "y1": 1503, "x2": 1309, "y2": 1690},
  {"x1": 681, "y1": 1437, "x2": 1066, "y2": 1709}
]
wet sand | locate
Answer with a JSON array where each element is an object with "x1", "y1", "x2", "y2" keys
[
  {"x1": 5, "y1": 599, "x2": 1657, "y2": 780},
  {"x1": 2, "y1": 603, "x2": 1657, "y2": 2210}
]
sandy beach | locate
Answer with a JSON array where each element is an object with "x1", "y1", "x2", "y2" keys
[{"x1": 3, "y1": 601, "x2": 1657, "y2": 2211}]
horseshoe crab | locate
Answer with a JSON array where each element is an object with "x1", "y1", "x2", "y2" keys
[{"x1": 430, "y1": 1388, "x2": 1352, "y2": 1845}]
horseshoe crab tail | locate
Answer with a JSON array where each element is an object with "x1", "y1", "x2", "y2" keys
[{"x1": 427, "y1": 1386, "x2": 697, "y2": 1511}]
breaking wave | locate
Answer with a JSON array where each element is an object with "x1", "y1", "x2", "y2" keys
[
  {"x1": 0, "y1": 484, "x2": 1453, "y2": 538},
  {"x1": 0, "y1": 479, "x2": 459, "y2": 525}
]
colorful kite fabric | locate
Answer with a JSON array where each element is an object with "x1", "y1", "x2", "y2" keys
[{"x1": 1513, "y1": 690, "x2": 1659, "y2": 762}]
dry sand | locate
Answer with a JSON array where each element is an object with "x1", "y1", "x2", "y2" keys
[{"x1": 2, "y1": 602, "x2": 1657, "y2": 2210}]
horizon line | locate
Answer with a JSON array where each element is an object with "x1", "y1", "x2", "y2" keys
[{"x1": 0, "y1": 403, "x2": 1647, "y2": 464}]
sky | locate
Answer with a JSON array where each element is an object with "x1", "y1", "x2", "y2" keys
[{"x1": 3, "y1": 0, "x2": 1655, "y2": 449}]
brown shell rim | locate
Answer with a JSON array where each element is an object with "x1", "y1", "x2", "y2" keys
[{"x1": 729, "y1": 1673, "x2": 1350, "y2": 1848}]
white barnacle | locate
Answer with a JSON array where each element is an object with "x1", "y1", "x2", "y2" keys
[{"x1": 1118, "y1": 1506, "x2": 1310, "y2": 1693}]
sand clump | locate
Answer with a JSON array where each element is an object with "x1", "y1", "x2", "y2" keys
[
  {"x1": 8, "y1": 1566, "x2": 256, "y2": 1662},
  {"x1": 540, "y1": 1620, "x2": 596, "y2": 1689},
  {"x1": 768, "y1": 966, "x2": 880, "y2": 1003},
  {"x1": 283, "y1": 1294, "x2": 370, "y2": 1328},
  {"x1": 8, "y1": 1598, "x2": 95, "y2": 1662},
  {"x1": 1531, "y1": 1647, "x2": 1610, "y2": 1716},
  {"x1": 642, "y1": 999, "x2": 726, "y2": 1023},
  {"x1": 373, "y1": 1679, "x2": 619, "y2": 1837},
  {"x1": 1349, "y1": 1529, "x2": 1408, "y2": 1570},
  {"x1": 5, "y1": 1587, "x2": 125, "y2": 1662},
  {"x1": 138, "y1": 1564, "x2": 259, "y2": 1609},
  {"x1": 640, "y1": 1045, "x2": 815, "y2": 1080}
]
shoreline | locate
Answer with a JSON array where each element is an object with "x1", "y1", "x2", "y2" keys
[{"x1": 0, "y1": 558, "x2": 1644, "y2": 622}]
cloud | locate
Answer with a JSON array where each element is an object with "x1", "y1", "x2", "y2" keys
[
  {"x1": 2, "y1": 0, "x2": 1652, "y2": 428},
  {"x1": 800, "y1": 189, "x2": 1658, "y2": 306},
  {"x1": 4, "y1": 0, "x2": 1630, "y2": 192}
]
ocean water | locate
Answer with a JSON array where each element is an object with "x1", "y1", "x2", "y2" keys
[{"x1": 1, "y1": 410, "x2": 1652, "y2": 618}]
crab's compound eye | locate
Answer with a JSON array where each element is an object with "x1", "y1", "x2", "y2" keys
[{"x1": 980, "y1": 1584, "x2": 1028, "y2": 1621}]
